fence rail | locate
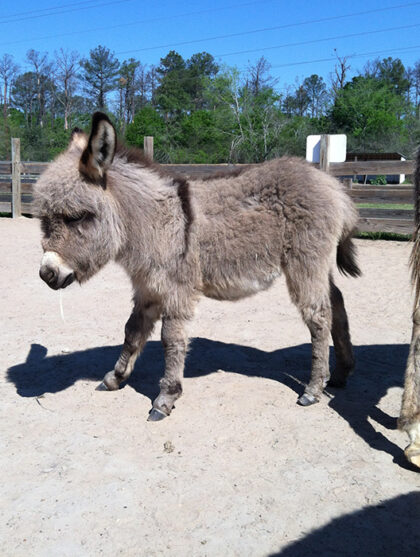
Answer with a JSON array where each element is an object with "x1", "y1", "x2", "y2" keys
[{"x1": 0, "y1": 137, "x2": 415, "y2": 235}]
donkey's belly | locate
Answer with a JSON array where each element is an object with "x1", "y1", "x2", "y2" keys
[{"x1": 202, "y1": 271, "x2": 280, "y2": 301}]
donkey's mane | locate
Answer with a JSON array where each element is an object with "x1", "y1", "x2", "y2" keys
[
  {"x1": 115, "y1": 142, "x2": 171, "y2": 179},
  {"x1": 115, "y1": 141, "x2": 249, "y2": 182}
]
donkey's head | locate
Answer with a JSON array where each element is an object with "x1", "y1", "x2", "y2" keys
[{"x1": 34, "y1": 112, "x2": 123, "y2": 290}]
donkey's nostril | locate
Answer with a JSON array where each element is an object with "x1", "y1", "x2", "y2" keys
[{"x1": 39, "y1": 265, "x2": 57, "y2": 286}]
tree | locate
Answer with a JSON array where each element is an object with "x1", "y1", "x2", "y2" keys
[
  {"x1": 283, "y1": 84, "x2": 310, "y2": 117},
  {"x1": 155, "y1": 51, "x2": 190, "y2": 117},
  {"x1": 117, "y1": 58, "x2": 140, "y2": 132},
  {"x1": 12, "y1": 72, "x2": 38, "y2": 126},
  {"x1": 54, "y1": 49, "x2": 80, "y2": 130},
  {"x1": 302, "y1": 74, "x2": 329, "y2": 118},
  {"x1": 80, "y1": 45, "x2": 120, "y2": 109},
  {"x1": 330, "y1": 50, "x2": 350, "y2": 101},
  {"x1": 245, "y1": 56, "x2": 275, "y2": 96},
  {"x1": 0, "y1": 54, "x2": 19, "y2": 127},
  {"x1": 186, "y1": 52, "x2": 219, "y2": 110},
  {"x1": 330, "y1": 76, "x2": 407, "y2": 150},
  {"x1": 364, "y1": 57, "x2": 410, "y2": 97},
  {"x1": 26, "y1": 49, "x2": 54, "y2": 128},
  {"x1": 408, "y1": 60, "x2": 420, "y2": 119}
]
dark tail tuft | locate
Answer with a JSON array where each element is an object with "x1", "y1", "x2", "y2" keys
[{"x1": 337, "y1": 231, "x2": 361, "y2": 278}]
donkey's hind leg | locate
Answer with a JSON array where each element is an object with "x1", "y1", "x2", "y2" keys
[
  {"x1": 398, "y1": 306, "x2": 420, "y2": 469},
  {"x1": 328, "y1": 277, "x2": 355, "y2": 388},
  {"x1": 284, "y1": 262, "x2": 332, "y2": 406},
  {"x1": 148, "y1": 315, "x2": 188, "y2": 421},
  {"x1": 99, "y1": 300, "x2": 160, "y2": 391}
]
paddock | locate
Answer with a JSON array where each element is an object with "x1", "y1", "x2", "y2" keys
[{"x1": 1, "y1": 217, "x2": 419, "y2": 556}]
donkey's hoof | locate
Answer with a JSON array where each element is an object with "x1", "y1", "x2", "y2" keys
[
  {"x1": 297, "y1": 393, "x2": 318, "y2": 406},
  {"x1": 96, "y1": 382, "x2": 109, "y2": 391},
  {"x1": 101, "y1": 371, "x2": 120, "y2": 391},
  {"x1": 404, "y1": 444, "x2": 420, "y2": 469},
  {"x1": 147, "y1": 408, "x2": 169, "y2": 422}
]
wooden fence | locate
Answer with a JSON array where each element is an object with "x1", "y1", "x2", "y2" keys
[{"x1": 0, "y1": 137, "x2": 416, "y2": 235}]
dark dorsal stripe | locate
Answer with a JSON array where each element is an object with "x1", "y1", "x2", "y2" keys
[{"x1": 174, "y1": 177, "x2": 193, "y2": 257}]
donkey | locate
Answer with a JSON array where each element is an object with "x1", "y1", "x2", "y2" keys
[
  {"x1": 34, "y1": 112, "x2": 360, "y2": 421},
  {"x1": 399, "y1": 148, "x2": 420, "y2": 469}
]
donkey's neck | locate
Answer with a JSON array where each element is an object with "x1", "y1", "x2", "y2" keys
[{"x1": 109, "y1": 164, "x2": 188, "y2": 281}]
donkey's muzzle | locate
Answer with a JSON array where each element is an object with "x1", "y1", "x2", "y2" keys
[
  {"x1": 39, "y1": 251, "x2": 75, "y2": 290},
  {"x1": 39, "y1": 265, "x2": 74, "y2": 290}
]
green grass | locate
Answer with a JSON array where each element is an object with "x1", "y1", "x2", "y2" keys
[
  {"x1": 355, "y1": 231, "x2": 411, "y2": 241},
  {"x1": 356, "y1": 202, "x2": 413, "y2": 210}
]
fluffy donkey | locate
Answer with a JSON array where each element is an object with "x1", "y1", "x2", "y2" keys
[
  {"x1": 34, "y1": 112, "x2": 360, "y2": 421},
  {"x1": 399, "y1": 148, "x2": 420, "y2": 469}
]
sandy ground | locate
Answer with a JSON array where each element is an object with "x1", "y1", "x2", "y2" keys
[{"x1": 1, "y1": 217, "x2": 419, "y2": 557}]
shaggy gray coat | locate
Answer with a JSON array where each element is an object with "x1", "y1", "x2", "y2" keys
[
  {"x1": 399, "y1": 148, "x2": 420, "y2": 468},
  {"x1": 34, "y1": 113, "x2": 360, "y2": 421}
]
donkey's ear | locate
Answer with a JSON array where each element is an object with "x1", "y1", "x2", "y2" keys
[
  {"x1": 69, "y1": 127, "x2": 88, "y2": 151},
  {"x1": 79, "y1": 112, "x2": 116, "y2": 187}
]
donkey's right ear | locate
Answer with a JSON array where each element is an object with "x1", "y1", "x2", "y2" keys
[
  {"x1": 79, "y1": 112, "x2": 116, "y2": 187},
  {"x1": 69, "y1": 127, "x2": 88, "y2": 151}
]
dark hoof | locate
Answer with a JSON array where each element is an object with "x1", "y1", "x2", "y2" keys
[
  {"x1": 96, "y1": 382, "x2": 109, "y2": 391},
  {"x1": 147, "y1": 408, "x2": 168, "y2": 422},
  {"x1": 297, "y1": 393, "x2": 318, "y2": 406},
  {"x1": 102, "y1": 371, "x2": 120, "y2": 391}
]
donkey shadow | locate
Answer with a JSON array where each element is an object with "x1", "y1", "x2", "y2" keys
[
  {"x1": 270, "y1": 491, "x2": 420, "y2": 556},
  {"x1": 6, "y1": 339, "x2": 412, "y2": 469}
]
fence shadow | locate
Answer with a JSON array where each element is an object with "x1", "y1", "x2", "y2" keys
[
  {"x1": 270, "y1": 492, "x2": 420, "y2": 556},
  {"x1": 7, "y1": 338, "x2": 412, "y2": 468}
]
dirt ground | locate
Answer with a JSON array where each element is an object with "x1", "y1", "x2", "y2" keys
[{"x1": 1, "y1": 217, "x2": 419, "y2": 557}]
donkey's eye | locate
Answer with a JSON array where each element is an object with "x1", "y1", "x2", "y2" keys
[{"x1": 63, "y1": 212, "x2": 91, "y2": 225}]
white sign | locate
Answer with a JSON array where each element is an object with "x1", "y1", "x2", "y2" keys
[{"x1": 306, "y1": 134, "x2": 347, "y2": 163}]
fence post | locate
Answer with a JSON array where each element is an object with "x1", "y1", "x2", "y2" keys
[
  {"x1": 11, "y1": 138, "x2": 21, "y2": 218},
  {"x1": 319, "y1": 134, "x2": 330, "y2": 173},
  {"x1": 144, "y1": 136, "x2": 154, "y2": 160}
]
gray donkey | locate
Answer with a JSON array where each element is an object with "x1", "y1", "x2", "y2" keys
[
  {"x1": 399, "y1": 148, "x2": 420, "y2": 469},
  {"x1": 34, "y1": 112, "x2": 360, "y2": 421}
]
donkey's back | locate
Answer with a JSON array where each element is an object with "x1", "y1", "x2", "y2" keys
[{"x1": 194, "y1": 157, "x2": 358, "y2": 303}]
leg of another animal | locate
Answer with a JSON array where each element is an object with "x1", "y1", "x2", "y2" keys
[
  {"x1": 328, "y1": 278, "x2": 355, "y2": 388},
  {"x1": 99, "y1": 303, "x2": 159, "y2": 391},
  {"x1": 148, "y1": 316, "x2": 187, "y2": 422},
  {"x1": 398, "y1": 305, "x2": 420, "y2": 469}
]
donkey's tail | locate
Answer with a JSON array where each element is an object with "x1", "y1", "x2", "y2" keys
[
  {"x1": 337, "y1": 230, "x2": 361, "y2": 277},
  {"x1": 410, "y1": 148, "x2": 420, "y2": 306}
]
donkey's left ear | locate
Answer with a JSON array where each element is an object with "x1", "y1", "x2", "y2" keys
[{"x1": 79, "y1": 112, "x2": 116, "y2": 187}]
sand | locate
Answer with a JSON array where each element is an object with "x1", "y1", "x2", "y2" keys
[{"x1": 1, "y1": 217, "x2": 419, "y2": 557}]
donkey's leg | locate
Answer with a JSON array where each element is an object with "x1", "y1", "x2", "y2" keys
[
  {"x1": 328, "y1": 277, "x2": 355, "y2": 388},
  {"x1": 398, "y1": 306, "x2": 420, "y2": 468},
  {"x1": 284, "y1": 263, "x2": 332, "y2": 406},
  {"x1": 99, "y1": 302, "x2": 160, "y2": 391},
  {"x1": 148, "y1": 316, "x2": 188, "y2": 421}
]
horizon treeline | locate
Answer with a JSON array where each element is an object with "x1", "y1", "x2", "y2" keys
[{"x1": 1, "y1": 45, "x2": 420, "y2": 163}]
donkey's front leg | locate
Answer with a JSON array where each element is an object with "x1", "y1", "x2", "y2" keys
[
  {"x1": 99, "y1": 302, "x2": 159, "y2": 391},
  {"x1": 148, "y1": 316, "x2": 188, "y2": 421},
  {"x1": 398, "y1": 306, "x2": 420, "y2": 469}
]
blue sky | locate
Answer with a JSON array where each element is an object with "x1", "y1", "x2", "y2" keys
[{"x1": 2, "y1": 0, "x2": 420, "y2": 92}]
